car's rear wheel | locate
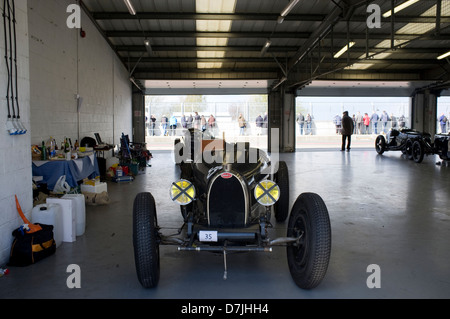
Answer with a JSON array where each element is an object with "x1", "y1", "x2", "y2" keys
[
  {"x1": 133, "y1": 192, "x2": 160, "y2": 288},
  {"x1": 405, "y1": 139, "x2": 414, "y2": 160},
  {"x1": 274, "y1": 161, "x2": 289, "y2": 222},
  {"x1": 412, "y1": 140, "x2": 425, "y2": 163},
  {"x1": 287, "y1": 193, "x2": 331, "y2": 289},
  {"x1": 375, "y1": 135, "x2": 386, "y2": 155}
]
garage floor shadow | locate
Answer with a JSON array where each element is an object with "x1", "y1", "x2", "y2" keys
[{"x1": 1, "y1": 149, "x2": 449, "y2": 300}]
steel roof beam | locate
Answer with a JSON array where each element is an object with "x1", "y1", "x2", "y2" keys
[
  {"x1": 91, "y1": 12, "x2": 450, "y2": 24},
  {"x1": 105, "y1": 30, "x2": 449, "y2": 41},
  {"x1": 115, "y1": 45, "x2": 450, "y2": 55}
]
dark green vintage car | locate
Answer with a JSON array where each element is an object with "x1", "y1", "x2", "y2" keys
[{"x1": 133, "y1": 129, "x2": 331, "y2": 290}]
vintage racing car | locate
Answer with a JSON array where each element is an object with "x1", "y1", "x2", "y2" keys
[
  {"x1": 375, "y1": 128, "x2": 450, "y2": 163},
  {"x1": 132, "y1": 128, "x2": 332, "y2": 290}
]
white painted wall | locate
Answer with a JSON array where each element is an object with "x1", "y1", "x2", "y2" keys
[
  {"x1": 0, "y1": 0, "x2": 132, "y2": 265},
  {"x1": 29, "y1": 0, "x2": 132, "y2": 148},
  {"x1": 0, "y1": 0, "x2": 32, "y2": 265}
]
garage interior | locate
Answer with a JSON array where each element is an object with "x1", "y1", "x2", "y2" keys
[{"x1": 0, "y1": 0, "x2": 449, "y2": 300}]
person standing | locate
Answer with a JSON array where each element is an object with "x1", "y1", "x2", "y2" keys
[
  {"x1": 390, "y1": 113, "x2": 397, "y2": 130},
  {"x1": 187, "y1": 114, "x2": 193, "y2": 129},
  {"x1": 238, "y1": 113, "x2": 246, "y2": 136},
  {"x1": 341, "y1": 111, "x2": 354, "y2": 152},
  {"x1": 380, "y1": 110, "x2": 390, "y2": 134},
  {"x1": 371, "y1": 111, "x2": 379, "y2": 134},
  {"x1": 169, "y1": 114, "x2": 177, "y2": 136},
  {"x1": 256, "y1": 114, "x2": 263, "y2": 135},
  {"x1": 439, "y1": 113, "x2": 448, "y2": 133},
  {"x1": 363, "y1": 113, "x2": 370, "y2": 134},
  {"x1": 161, "y1": 115, "x2": 168, "y2": 136},
  {"x1": 356, "y1": 112, "x2": 363, "y2": 134},
  {"x1": 333, "y1": 114, "x2": 342, "y2": 134},
  {"x1": 181, "y1": 114, "x2": 187, "y2": 129},
  {"x1": 201, "y1": 115, "x2": 206, "y2": 132},
  {"x1": 306, "y1": 113, "x2": 312, "y2": 135},
  {"x1": 194, "y1": 112, "x2": 201, "y2": 130},
  {"x1": 399, "y1": 115, "x2": 406, "y2": 128},
  {"x1": 297, "y1": 113, "x2": 305, "y2": 135},
  {"x1": 150, "y1": 114, "x2": 156, "y2": 136}
]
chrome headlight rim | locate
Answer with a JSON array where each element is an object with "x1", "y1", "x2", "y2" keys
[
  {"x1": 254, "y1": 179, "x2": 280, "y2": 206},
  {"x1": 170, "y1": 179, "x2": 196, "y2": 205}
]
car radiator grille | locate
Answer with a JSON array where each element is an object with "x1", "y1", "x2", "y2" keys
[{"x1": 207, "y1": 174, "x2": 246, "y2": 228}]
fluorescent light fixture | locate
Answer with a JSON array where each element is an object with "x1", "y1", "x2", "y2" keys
[
  {"x1": 280, "y1": 0, "x2": 301, "y2": 17},
  {"x1": 123, "y1": 0, "x2": 136, "y2": 15},
  {"x1": 144, "y1": 39, "x2": 152, "y2": 55},
  {"x1": 382, "y1": 0, "x2": 419, "y2": 18},
  {"x1": 260, "y1": 39, "x2": 272, "y2": 56},
  {"x1": 437, "y1": 51, "x2": 450, "y2": 60},
  {"x1": 333, "y1": 42, "x2": 355, "y2": 58}
]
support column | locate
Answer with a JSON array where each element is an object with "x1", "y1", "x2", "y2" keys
[
  {"x1": 411, "y1": 90, "x2": 439, "y2": 136},
  {"x1": 268, "y1": 85, "x2": 296, "y2": 153},
  {"x1": 132, "y1": 90, "x2": 145, "y2": 143}
]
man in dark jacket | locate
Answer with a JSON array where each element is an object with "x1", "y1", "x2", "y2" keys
[{"x1": 341, "y1": 111, "x2": 354, "y2": 152}]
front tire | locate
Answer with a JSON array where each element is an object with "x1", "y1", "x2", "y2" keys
[
  {"x1": 133, "y1": 192, "x2": 160, "y2": 288},
  {"x1": 412, "y1": 141, "x2": 424, "y2": 163},
  {"x1": 405, "y1": 139, "x2": 414, "y2": 160},
  {"x1": 287, "y1": 193, "x2": 331, "y2": 289},
  {"x1": 375, "y1": 135, "x2": 386, "y2": 155}
]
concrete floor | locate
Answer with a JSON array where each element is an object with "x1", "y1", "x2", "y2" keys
[{"x1": 1, "y1": 147, "x2": 450, "y2": 300}]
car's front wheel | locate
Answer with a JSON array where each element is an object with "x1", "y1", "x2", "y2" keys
[
  {"x1": 133, "y1": 192, "x2": 160, "y2": 288},
  {"x1": 286, "y1": 193, "x2": 331, "y2": 289},
  {"x1": 375, "y1": 135, "x2": 386, "y2": 155},
  {"x1": 412, "y1": 140, "x2": 425, "y2": 163},
  {"x1": 405, "y1": 139, "x2": 414, "y2": 160}
]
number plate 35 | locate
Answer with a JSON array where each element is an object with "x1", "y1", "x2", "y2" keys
[{"x1": 198, "y1": 230, "x2": 218, "y2": 242}]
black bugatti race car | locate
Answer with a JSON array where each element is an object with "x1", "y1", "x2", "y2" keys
[
  {"x1": 375, "y1": 128, "x2": 450, "y2": 163},
  {"x1": 132, "y1": 128, "x2": 332, "y2": 289}
]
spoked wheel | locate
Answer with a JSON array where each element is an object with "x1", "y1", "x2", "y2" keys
[
  {"x1": 405, "y1": 139, "x2": 414, "y2": 160},
  {"x1": 412, "y1": 140, "x2": 425, "y2": 163},
  {"x1": 133, "y1": 192, "x2": 160, "y2": 288},
  {"x1": 287, "y1": 193, "x2": 331, "y2": 289},
  {"x1": 375, "y1": 135, "x2": 386, "y2": 155},
  {"x1": 274, "y1": 161, "x2": 289, "y2": 222}
]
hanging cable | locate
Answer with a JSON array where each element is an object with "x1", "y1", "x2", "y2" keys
[
  {"x1": 3, "y1": 0, "x2": 17, "y2": 134},
  {"x1": 7, "y1": 0, "x2": 16, "y2": 120},
  {"x1": 3, "y1": 0, "x2": 11, "y2": 118},
  {"x1": 12, "y1": 0, "x2": 19, "y2": 118},
  {"x1": 12, "y1": 0, "x2": 25, "y2": 133}
]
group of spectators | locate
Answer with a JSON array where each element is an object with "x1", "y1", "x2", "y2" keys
[
  {"x1": 333, "y1": 111, "x2": 407, "y2": 135},
  {"x1": 147, "y1": 112, "x2": 217, "y2": 136},
  {"x1": 296, "y1": 113, "x2": 313, "y2": 135}
]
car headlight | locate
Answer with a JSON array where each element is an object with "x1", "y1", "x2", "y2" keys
[
  {"x1": 254, "y1": 180, "x2": 280, "y2": 206},
  {"x1": 170, "y1": 180, "x2": 195, "y2": 205}
]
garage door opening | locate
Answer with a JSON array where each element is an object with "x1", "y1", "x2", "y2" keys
[
  {"x1": 145, "y1": 94, "x2": 268, "y2": 151},
  {"x1": 295, "y1": 96, "x2": 411, "y2": 150}
]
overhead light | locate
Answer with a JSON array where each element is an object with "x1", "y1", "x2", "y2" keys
[
  {"x1": 260, "y1": 39, "x2": 271, "y2": 56},
  {"x1": 437, "y1": 51, "x2": 450, "y2": 60},
  {"x1": 278, "y1": 0, "x2": 301, "y2": 24},
  {"x1": 334, "y1": 42, "x2": 355, "y2": 58},
  {"x1": 382, "y1": 0, "x2": 419, "y2": 18},
  {"x1": 144, "y1": 38, "x2": 153, "y2": 55},
  {"x1": 123, "y1": 0, "x2": 136, "y2": 15}
]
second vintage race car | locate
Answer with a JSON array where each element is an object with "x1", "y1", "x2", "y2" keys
[
  {"x1": 375, "y1": 128, "x2": 450, "y2": 163},
  {"x1": 132, "y1": 128, "x2": 332, "y2": 290}
]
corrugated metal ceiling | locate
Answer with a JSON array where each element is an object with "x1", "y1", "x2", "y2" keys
[{"x1": 80, "y1": 0, "x2": 450, "y2": 92}]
